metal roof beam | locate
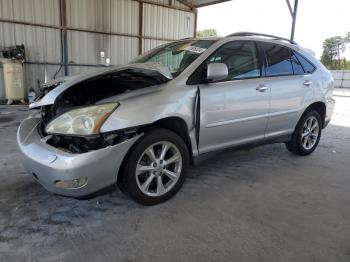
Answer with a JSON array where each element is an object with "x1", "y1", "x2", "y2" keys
[
  {"x1": 187, "y1": 0, "x2": 231, "y2": 8},
  {"x1": 286, "y1": 0, "x2": 299, "y2": 41},
  {"x1": 285, "y1": 0, "x2": 293, "y2": 17}
]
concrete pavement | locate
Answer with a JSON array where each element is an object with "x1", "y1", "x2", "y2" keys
[{"x1": 0, "y1": 93, "x2": 349, "y2": 262}]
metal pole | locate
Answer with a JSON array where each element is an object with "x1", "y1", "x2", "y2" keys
[
  {"x1": 290, "y1": 0, "x2": 298, "y2": 41},
  {"x1": 193, "y1": 9, "x2": 198, "y2": 38},
  {"x1": 63, "y1": 32, "x2": 69, "y2": 76},
  {"x1": 138, "y1": 1, "x2": 143, "y2": 55},
  {"x1": 60, "y1": 0, "x2": 69, "y2": 76}
]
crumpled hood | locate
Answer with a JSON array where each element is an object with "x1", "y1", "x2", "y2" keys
[{"x1": 29, "y1": 62, "x2": 172, "y2": 109}]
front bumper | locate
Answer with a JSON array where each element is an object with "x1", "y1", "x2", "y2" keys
[{"x1": 17, "y1": 116, "x2": 140, "y2": 197}]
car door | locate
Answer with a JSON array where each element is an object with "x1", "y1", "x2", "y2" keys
[
  {"x1": 258, "y1": 42, "x2": 315, "y2": 138},
  {"x1": 196, "y1": 41, "x2": 270, "y2": 153}
]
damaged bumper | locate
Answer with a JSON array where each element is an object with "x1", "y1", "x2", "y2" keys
[{"x1": 17, "y1": 116, "x2": 140, "y2": 197}]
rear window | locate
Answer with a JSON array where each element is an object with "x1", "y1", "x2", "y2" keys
[
  {"x1": 260, "y1": 42, "x2": 316, "y2": 76},
  {"x1": 293, "y1": 52, "x2": 316, "y2": 73},
  {"x1": 260, "y1": 43, "x2": 293, "y2": 76},
  {"x1": 291, "y1": 52, "x2": 305, "y2": 74}
]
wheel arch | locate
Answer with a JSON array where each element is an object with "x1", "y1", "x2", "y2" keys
[
  {"x1": 116, "y1": 116, "x2": 194, "y2": 188},
  {"x1": 304, "y1": 101, "x2": 326, "y2": 128},
  {"x1": 149, "y1": 117, "x2": 194, "y2": 164}
]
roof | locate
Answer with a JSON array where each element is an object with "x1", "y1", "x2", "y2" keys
[{"x1": 186, "y1": 0, "x2": 231, "y2": 8}]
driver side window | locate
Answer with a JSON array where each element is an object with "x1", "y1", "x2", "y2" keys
[{"x1": 208, "y1": 41, "x2": 261, "y2": 81}]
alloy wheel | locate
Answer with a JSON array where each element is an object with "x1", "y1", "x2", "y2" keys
[
  {"x1": 301, "y1": 116, "x2": 320, "y2": 150},
  {"x1": 135, "y1": 141, "x2": 182, "y2": 197}
]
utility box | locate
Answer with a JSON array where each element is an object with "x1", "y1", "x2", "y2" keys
[{"x1": 0, "y1": 59, "x2": 25, "y2": 104}]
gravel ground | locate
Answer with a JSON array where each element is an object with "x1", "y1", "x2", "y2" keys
[{"x1": 0, "y1": 93, "x2": 350, "y2": 262}]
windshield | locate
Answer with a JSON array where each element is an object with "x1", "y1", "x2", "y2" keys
[{"x1": 133, "y1": 40, "x2": 217, "y2": 77}]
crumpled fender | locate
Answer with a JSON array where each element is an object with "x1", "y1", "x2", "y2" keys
[{"x1": 100, "y1": 83, "x2": 197, "y2": 133}]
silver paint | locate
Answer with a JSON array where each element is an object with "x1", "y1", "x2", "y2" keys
[
  {"x1": 17, "y1": 116, "x2": 141, "y2": 197},
  {"x1": 18, "y1": 36, "x2": 335, "y2": 197}
]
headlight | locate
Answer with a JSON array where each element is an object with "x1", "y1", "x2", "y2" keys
[{"x1": 45, "y1": 102, "x2": 119, "y2": 135}]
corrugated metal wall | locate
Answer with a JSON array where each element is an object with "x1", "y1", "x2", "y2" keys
[
  {"x1": 0, "y1": 0, "x2": 60, "y2": 25},
  {"x1": 142, "y1": 3, "x2": 194, "y2": 52},
  {"x1": 0, "y1": 0, "x2": 62, "y2": 95},
  {"x1": 0, "y1": 0, "x2": 196, "y2": 99}
]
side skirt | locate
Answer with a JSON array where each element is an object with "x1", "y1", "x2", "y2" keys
[{"x1": 193, "y1": 133, "x2": 292, "y2": 166}]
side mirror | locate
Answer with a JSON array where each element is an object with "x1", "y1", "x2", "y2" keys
[{"x1": 206, "y1": 63, "x2": 228, "y2": 82}]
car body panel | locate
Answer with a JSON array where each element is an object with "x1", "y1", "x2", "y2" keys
[
  {"x1": 196, "y1": 77, "x2": 269, "y2": 153},
  {"x1": 100, "y1": 80, "x2": 197, "y2": 133},
  {"x1": 17, "y1": 116, "x2": 141, "y2": 197},
  {"x1": 263, "y1": 74, "x2": 315, "y2": 138}
]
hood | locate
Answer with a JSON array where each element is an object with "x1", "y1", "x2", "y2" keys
[{"x1": 29, "y1": 62, "x2": 172, "y2": 109}]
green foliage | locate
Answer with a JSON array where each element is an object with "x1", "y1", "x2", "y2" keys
[
  {"x1": 321, "y1": 33, "x2": 350, "y2": 70},
  {"x1": 196, "y1": 29, "x2": 218, "y2": 38},
  {"x1": 346, "y1": 32, "x2": 350, "y2": 42}
]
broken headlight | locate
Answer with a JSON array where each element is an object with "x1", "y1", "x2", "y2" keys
[{"x1": 45, "y1": 102, "x2": 119, "y2": 135}]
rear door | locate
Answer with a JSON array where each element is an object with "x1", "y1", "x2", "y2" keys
[
  {"x1": 196, "y1": 41, "x2": 270, "y2": 153},
  {"x1": 258, "y1": 42, "x2": 315, "y2": 138}
]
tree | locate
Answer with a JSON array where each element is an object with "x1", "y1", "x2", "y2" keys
[
  {"x1": 321, "y1": 35, "x2": 348, "y2": 69},
  {"x1": 196, "y1": 29, "x2": 218, "y2": 38},
  {"x1": 345, "y1": 32, "x2": 350, "y2": 42}
]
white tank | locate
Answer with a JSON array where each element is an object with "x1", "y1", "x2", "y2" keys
[{"x1": 0, "y1": 59, "x2": 25, "y2": 104}]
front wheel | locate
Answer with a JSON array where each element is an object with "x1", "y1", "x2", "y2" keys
[
  {"x1": 286, "y1": 109, "x2": 322, "y2": 156},
  {"x1": 121, "y1": 128, "x2": 189, "y2": 205}
]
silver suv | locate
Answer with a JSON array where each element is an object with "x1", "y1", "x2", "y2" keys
[{"x1": 18, "y1": 32, "x2": 335, "y2": 205}]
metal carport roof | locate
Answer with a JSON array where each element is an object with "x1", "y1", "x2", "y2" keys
[
  {"x1": 188, "y1": 0, "x2": 231, "y2": 8},
  {"x1": 184, "y1": 0, "x2": 299, "y2": 41}
]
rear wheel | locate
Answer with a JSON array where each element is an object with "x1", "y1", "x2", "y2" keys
[
  {"x1": 286, "y1": 110, "x2": 322, "y2": 155},
  {"x1": 122, "y1": 128, "x2": 189, "y2": 205}
]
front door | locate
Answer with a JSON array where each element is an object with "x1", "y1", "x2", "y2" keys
[{"x1": 197, "y1": 41, "x2": 270, "y2": 153}]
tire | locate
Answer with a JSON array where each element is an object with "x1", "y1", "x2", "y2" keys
[
  {"x1": 285, "y1": 109, "x2": 322, "y2": 156},
  {"x1": 121, "y1": 128, "x2": 189, "y2": 205}
]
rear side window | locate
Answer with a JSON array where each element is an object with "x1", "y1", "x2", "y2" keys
[
  {"x1": 291, "y1": 53, "x2": 304, "y2": 74},
  {"x1": 208, "y1": 41, "x2": 261, "y2": 80},
  {"x1": 294, "y1": 52, "x2": 316, "y2": 73},
  {"x1": 260, "y1": 43, "x2": 293, "y2": 76}
]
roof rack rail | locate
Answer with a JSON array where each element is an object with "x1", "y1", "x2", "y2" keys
[{"x1": 226, "y1": 32, "x2": 298, "y2": 45}]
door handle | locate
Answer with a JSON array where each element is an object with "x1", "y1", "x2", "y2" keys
[
  {"x1": 303, "y1": 80, "x2": 312, "y2": 86},
  {"x1": 256, "y1": 84, "x2": 269, "y2": 92}
]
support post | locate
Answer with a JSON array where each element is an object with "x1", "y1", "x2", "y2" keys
[
  {"x1": 60, "y1": 0, "x2": 69, "y2": 76},
  {"x1": 289, "y1": 0, "x2": 298, "y2": 42},
  {"x1": 193, "y1": 9, "x2": 198, "y2": 38},
  {"x1": 138, "y1": 1, "x2": 143, "y2": 55}
]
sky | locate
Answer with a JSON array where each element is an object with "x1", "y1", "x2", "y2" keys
[{"x1": 197, "y1": 0, "x2": 350, "y2": 60}]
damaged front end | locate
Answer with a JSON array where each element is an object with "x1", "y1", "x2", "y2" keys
[
  {"x1": 41, "y1": 124, "x2": 139, "y2": 153},
  {"x1": 31, "y1": 63, "x2": 172, "y2": 153}
]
